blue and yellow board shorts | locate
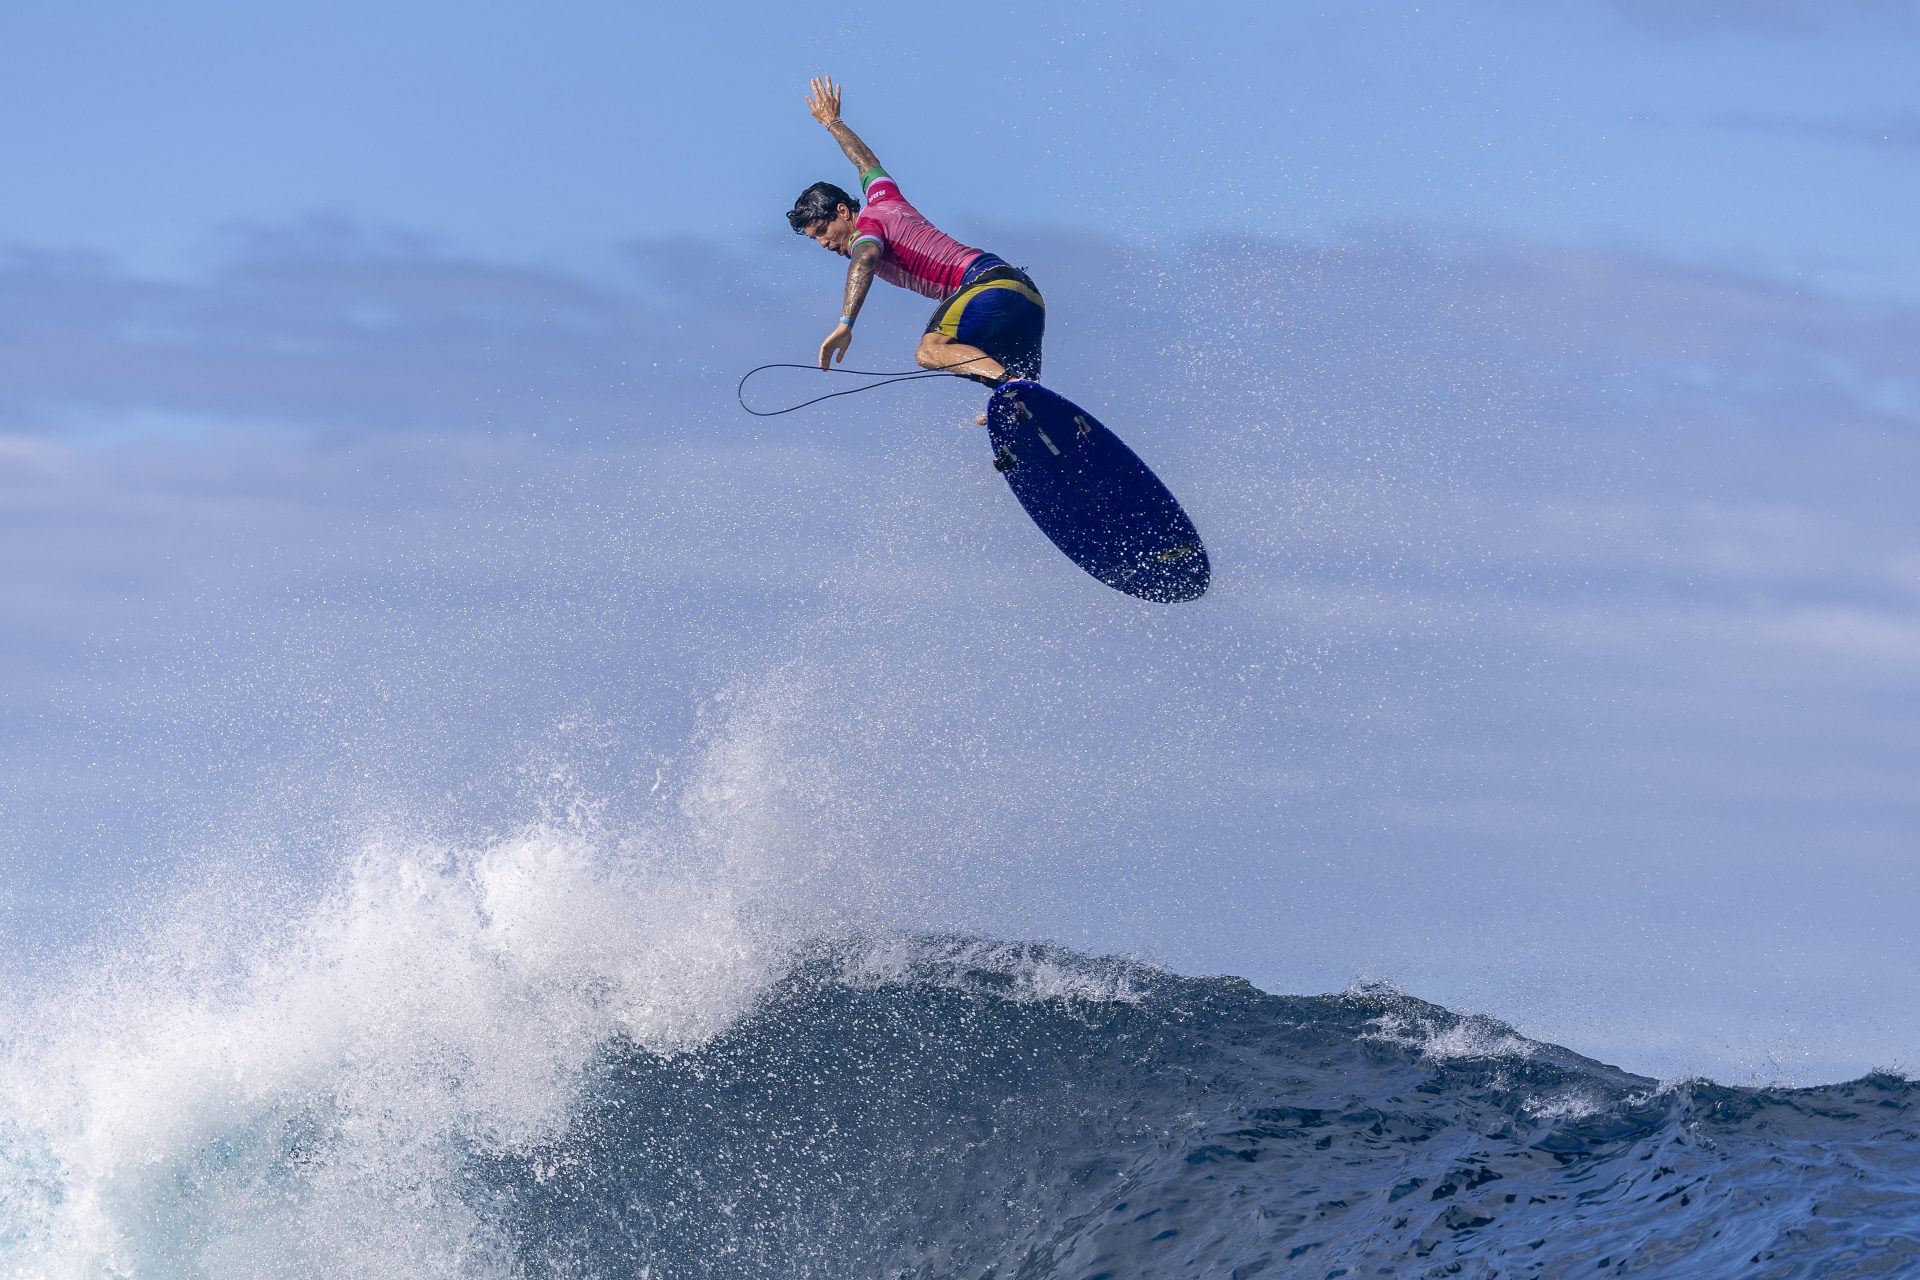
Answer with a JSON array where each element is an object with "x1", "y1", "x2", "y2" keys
[{"x1": 926, "y1": 253, "x2": 1045, "y2": 380}]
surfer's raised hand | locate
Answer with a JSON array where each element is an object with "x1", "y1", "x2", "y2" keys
[
  {"x1": 807, "y1": 77, "x2": 842, "y2": 127},
  {"x1": 818, "y1": 322, "x2": 853, "y2": 370},
  {"x1": 808, "y1": 76, "x2": 882, "y2": 174}
]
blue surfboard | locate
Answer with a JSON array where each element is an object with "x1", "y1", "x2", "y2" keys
[{"x1": 985, "y1": 381, "x2": 1209, "y2": 603}]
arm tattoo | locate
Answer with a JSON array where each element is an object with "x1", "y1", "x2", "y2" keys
[
  {"x1": 842, "y1": 247, "x2": 879, "y2": 321},
  {"x1": 826, "y1": 121, "x2": 881, "y2": 175}
]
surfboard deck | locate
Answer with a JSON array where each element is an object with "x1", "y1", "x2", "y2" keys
[{"x1": 984, "y1": 381, "x2": 1209, "y2": 603}]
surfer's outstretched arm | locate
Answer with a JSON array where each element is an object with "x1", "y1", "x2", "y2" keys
[
  {"x1": 807, "y1": 76, "x2": 881, "y2": 176},
  {"x1": 818, "y1": 239, "x2": 881, "y2": 369}
]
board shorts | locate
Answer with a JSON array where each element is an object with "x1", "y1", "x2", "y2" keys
[{"x1": 926, "y1": 253, "x2": 1045, "y2": 380}]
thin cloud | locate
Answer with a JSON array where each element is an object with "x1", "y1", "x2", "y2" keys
[{"x1": 0, "y1": 220, "x2": 787, "y2": 442}]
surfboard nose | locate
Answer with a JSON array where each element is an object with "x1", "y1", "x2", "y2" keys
[{"x1": 1114, "y1": 541, "x2": 1211, "y2": 603}]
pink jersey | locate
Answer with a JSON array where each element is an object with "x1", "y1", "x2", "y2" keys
[{"x1": 849, "y1": 169, "x2": 982, "y2": 301}]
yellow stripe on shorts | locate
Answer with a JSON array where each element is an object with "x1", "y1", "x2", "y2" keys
[{"x1": 934, "y1": 278, "x2": 1046, "y2": 337}]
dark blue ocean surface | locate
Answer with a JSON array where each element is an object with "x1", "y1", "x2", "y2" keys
[{"x1": 487, "y1": 939, "x2": 1919, "y2": 1279}]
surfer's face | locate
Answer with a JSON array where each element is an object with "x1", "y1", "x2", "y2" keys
[{"x1": 806, "y1": 205, "x2": 858, "y2": 256}]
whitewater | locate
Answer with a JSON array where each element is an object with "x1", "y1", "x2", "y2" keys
[{"x1": 2, "y1": 691, "x2": 1914, "y2": 1279}]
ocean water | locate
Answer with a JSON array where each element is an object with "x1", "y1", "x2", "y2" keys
[{"x1": 2, "y1": 813, "x2": 1914, "y2": 1279}]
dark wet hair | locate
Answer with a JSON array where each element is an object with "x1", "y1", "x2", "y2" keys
[{"x1": 788, "y1": 182, "x2": 859, "y2": 234}]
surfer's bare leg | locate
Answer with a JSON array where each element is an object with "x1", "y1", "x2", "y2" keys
[{"x1": 917, "y1": 332, "x2": 1004, "y2": 384}]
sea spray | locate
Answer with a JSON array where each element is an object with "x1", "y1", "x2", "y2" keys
[{"x1": 0, "y1": 677, "x2": 887, "y2": 1278}]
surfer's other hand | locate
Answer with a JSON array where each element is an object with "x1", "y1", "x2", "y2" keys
[{"x1": 818, "y1": 323, "x2": 853, "y2": 369}]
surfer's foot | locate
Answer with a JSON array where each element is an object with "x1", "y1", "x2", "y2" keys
[{"x1": 976, "y1": 412, "x2": 988, "y2": 426}]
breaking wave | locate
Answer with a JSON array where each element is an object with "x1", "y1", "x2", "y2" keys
[{"x1": 2, "y1": 810, "x2": 1915, "y2": 1278}]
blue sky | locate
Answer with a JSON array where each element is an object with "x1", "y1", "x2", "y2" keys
[
  {"x1": 4, "y1": 1, "x2": 1918, "y2": 293},
  {"x1": 2, "y1": 0, "x2": 1916, "y2": 1085}
]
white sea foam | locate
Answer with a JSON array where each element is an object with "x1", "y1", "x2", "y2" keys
[
  {"x1": 1522, "y1": 1089, "x2": 1605, "y2": 1121},
  {"x1": 0, "y1": 677, "x2": 879, "y2": 1279},
  {"x1": 836, "y1": 934, "x2": 1150, "y2": 1005},
  {"x1": 1365, "y1": 1009, "x2": 1540, "y2": 1062}
]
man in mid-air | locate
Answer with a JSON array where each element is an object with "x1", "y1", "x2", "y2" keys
[{"x1": 789, "y1": 76, "x2": 1044, "y2": 394}]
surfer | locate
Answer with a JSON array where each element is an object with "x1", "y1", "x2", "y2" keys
[{"x1": 790, "y1": 76, "x2": 1045, "y2": 398}]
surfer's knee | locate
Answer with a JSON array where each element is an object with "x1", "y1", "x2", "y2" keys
[{"x1": 914, "y1": 332, "x2": 950, "y2": 369}]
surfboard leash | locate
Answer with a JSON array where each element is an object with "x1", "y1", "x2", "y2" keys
[{"x1": 735, "y1": 356, "x2": 1000, "y2": 417}]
